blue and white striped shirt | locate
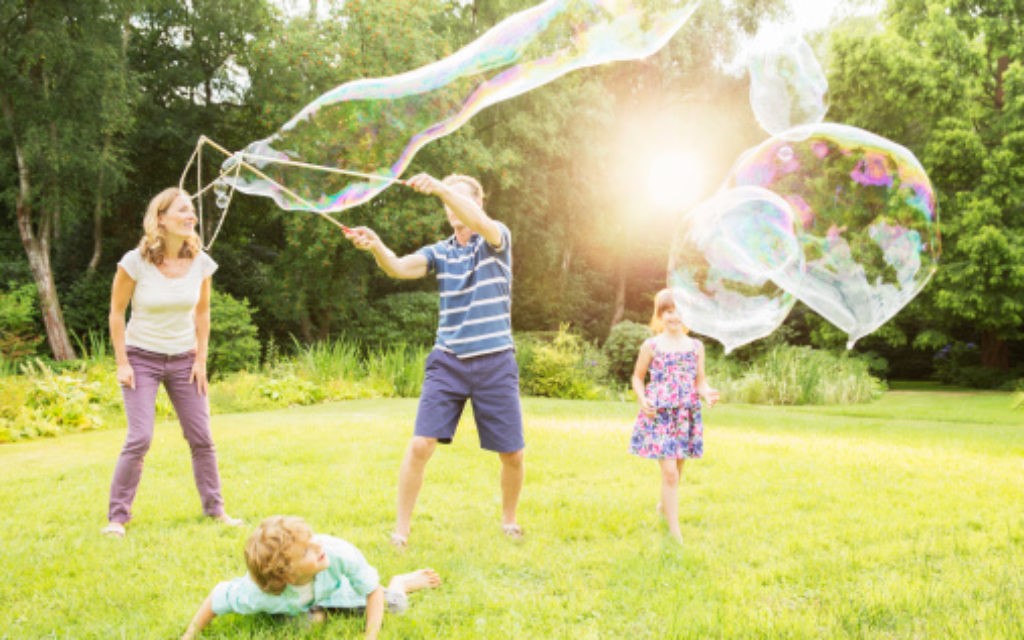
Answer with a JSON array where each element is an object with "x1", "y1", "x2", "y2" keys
[{"x1": 416, "y1": 222, "x2": 514, "y2": 359}]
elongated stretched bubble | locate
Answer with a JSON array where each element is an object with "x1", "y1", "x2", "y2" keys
[{"x1": 223, "y1": 0, "x2": 701, "y2": 213}]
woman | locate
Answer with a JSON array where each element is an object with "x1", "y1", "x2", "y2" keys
[{"x1": 102, "y1": 187, "x2": 240, "y2": 537}]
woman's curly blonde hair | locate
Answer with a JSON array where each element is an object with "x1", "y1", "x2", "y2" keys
[
  {"x1": 244, "y1": 516, "x2": 314, "y2": 595},
  {"x1": 138, "y1": 187, "x2": 200, "y2": 265}
]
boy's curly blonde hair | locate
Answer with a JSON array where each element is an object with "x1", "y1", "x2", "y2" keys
[{"x1": 244, "y1": 516, "x2": 314, "y2": 595}]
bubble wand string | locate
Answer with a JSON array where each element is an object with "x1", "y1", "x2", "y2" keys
[{"x1": 178, "y1": 136, "x2": 364, "y2": 243}]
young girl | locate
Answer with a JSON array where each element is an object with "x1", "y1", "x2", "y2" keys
[{"x1": 630, "y1": 289, "x2": 719, "y2": 543}]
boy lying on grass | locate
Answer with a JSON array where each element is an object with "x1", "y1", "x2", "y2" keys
[{"x1": 182, "y1": 515, "x2": 440, "y2": 639}]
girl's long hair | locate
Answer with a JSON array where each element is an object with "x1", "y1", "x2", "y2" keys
[{"x1": 138, "y1": 187, "x2": 200, "y2": 265}]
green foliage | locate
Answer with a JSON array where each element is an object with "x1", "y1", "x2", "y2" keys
[
  {"x1": 712, "y1": 345, "x2": 884, "y2": 405},
  {"x1": 518, "y1": 325, "x2": 607, "y2": 400},
  {"x1": 931, "y1": 341, "x2": 1023, "y2": 389},
  {"x1": 208, "y1": 290, "x2": 261, "y2": 378},
  {"x1": 0, "y1": 282, "x2": 42, "y2": 362},
  {"x1": 355, "y1": 291, "x2": 439, "y2": 348},
  {"x1": 602, "y1": 320, "x2": 651, "y2": 383},
  {"x1": 62, "y1": 272, "x2": 112, "y2": 339}
]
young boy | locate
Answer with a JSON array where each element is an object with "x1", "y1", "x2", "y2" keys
[{"x1": 182, "y1": 516, "x2": 441, "y2": 639}]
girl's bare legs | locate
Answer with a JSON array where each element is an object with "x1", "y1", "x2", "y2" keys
[{"x1": 658, "y1": 458, "x2": 684, "y2": 543}]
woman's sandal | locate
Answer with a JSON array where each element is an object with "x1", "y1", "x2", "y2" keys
[
  {"x1": 101, "y1": 522, "x2": 126, "y2": 538},
  {"x1": 501, "y1": 523, "x2": 525, "y2": 540},
  {"x1": 389, "y1": 532, "x2": 408, "y2": 549},
  {"x1": 214, "y1": 514, "x2": 244, "y2": 527}
]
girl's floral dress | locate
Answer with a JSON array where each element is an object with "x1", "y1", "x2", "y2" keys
[{"x1": 629, "y1": 337, "x2": 704, "y2": 460}]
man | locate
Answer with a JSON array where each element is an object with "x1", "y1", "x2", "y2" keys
[{"x1": 344, "y1": 172, "x2": 524, "y2": 547}]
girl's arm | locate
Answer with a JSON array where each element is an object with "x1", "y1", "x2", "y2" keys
[
  {"x1": 631, "y1": 340, "x2": 655, "y2": 416},
  {"x1": 363, "y1": 587, "x2": 385, "y2": 640},
  {"x1": 181, "y1": 594, "x2": 215, "y2": 640},
  {"x1": 191, "y1": 276, "x2": 212, "y2": 396},
  {"x1": 694, "y1": 341, "x2": 719, "y2": 407},
  {"x1": 109, "y1": 267, "x2": 136, "y2": 389}
]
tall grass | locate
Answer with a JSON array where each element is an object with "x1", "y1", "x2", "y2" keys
[
  {"x1": 365, "y1": 344, "x2": 429, "y2": 397},
  {"x1": 712, "y1": 345, "x2": 884, "y2": 404},
  {"x1": 290, "y1": 337, "x2": 364, "y2": 382}
]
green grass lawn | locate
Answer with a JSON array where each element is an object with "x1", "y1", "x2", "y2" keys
[{"x1": 1, "y1": 391, "x2": 1022, "y2": 639}]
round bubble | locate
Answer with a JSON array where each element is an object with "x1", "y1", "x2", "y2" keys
[
  {"x1": 668, "y1": 186, "x2": 802, "y2": 353},
  {"x1": 215, "y1": 193, "x2": 230, "y2": 209},
  {"x1": 748, "y1": 31, "x2": 828, "y2": 141},
  {"x1": 726, "y1": 123, "x2": 940, "y2": 347}
]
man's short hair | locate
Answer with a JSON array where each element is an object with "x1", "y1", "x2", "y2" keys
[{"x1": 442, "y1": 174, "x2": 484, "y2": 202}]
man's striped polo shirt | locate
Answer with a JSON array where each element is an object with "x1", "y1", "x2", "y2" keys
[{"x1": 416, "y1": 221, "x2": 514, "y2": 359}]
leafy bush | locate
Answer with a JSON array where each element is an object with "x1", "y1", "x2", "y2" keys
[
  {"x1": 62, "y1": 272, "x2": 111, "y2": 339},
  {"x1": 930, "y1": 341, "x2": 1022, "y2": 389},
  {"x1": 602, "y1": 320, "x2": 651, "y2": 383},
  {"x1": 209, "y1": 291, "x2": 261, "y2": 377},
  {"x1": 714, "y1": 345, "x2": 884, "y2": 405},
  {"x1": 518, "y1": 325, "x2": 607, "y2": 400},
  {"x1": 356, "y1": 291, "x2": 438, "y2": 348},
  {"x1": 0, "y1": 282, "x2": 43, "y2": 362}
]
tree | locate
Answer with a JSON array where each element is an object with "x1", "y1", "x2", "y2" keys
[
  {"x1": 828, "y1": 0, "x2": 1024, "y2": 371},
  {"x1": 0, "y1": 0, "x2": 135, "y2": 359}
]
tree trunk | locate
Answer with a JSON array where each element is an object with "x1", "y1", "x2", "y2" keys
[
  {"x1": 557, "y1": 244, "x2": 572, "y2": 302},
  {"x1": 3, "y1": 96, "x2": 77, "y2": 360},
  {"x1": 609, "y1": 267, "x2": 626, "y2": 331},
  {"x1": 980, "y1": 331, "x2": 1009, "y2": 371},
  {"x1": 87, "y1": 164, "x2": 105, "y2": 273}
]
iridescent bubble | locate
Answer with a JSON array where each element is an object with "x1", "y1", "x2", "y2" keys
[
  {"x1": 222, "y1": 0, "x2": 701, "y2": 213},
  {"x1": 726, "y1": 123, "x2": 940, "y2": 347},
  {"x1": 215, "y1": 193, "x2": 230, "y2": 209},
  {"x1": 748, "y1": 31, "x2": 828, "y2": 141},
  {"x1": 668, "y1": 186, "x2": 802, "y2": 353}
]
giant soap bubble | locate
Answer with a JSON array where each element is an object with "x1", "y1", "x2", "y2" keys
[
  {"x1": 747, "y1": 30, "x2": 828, "y2": 140},
  {"x1": 725, "y1": 123, "x2": 940, "y2": 347},
  {"x1": 668, "y1": 186, "x2": 802, "y2": 352},
  {"x1": 221, "y1": 0, "x2": 701, "y2": 213}
]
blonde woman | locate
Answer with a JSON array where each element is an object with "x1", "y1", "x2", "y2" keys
[{"x1": 102, "y1": 187, "x2": 240, "y2": 537}]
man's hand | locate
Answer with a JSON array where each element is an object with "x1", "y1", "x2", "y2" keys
[
  {"x1": 404, "y1": 173, "x2": 444, "y2": 197},
  {"x1": 344, "y1": 226, "x2": 381, "y2": 251}
]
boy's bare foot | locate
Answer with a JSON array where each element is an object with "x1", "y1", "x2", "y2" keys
[
  {"x1": 389, "y1": 532, "x2": 408, "y2": 550},
  {"x1": 388, "y1": 568, "x2": 442, "y2": 594}
]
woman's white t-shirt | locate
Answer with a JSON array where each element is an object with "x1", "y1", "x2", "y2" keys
[{"x1": 118, "y1": 248, "x2": 217, "y2": 355}]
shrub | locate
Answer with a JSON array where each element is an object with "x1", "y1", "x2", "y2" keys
[
  {"x1": 715, "y1": 345, "x2": 883, "y2": 404},
  {"x1": 0, "y1": 282, "x2": 43, "y2": 362},
  {"x1": 602, "y1": 321, "x2": 651, "y2": 383},
  {"x1": 356, "y1": 291, "x2": 438, "y2": 348},
  {"x1": 62, "y1": 272, "x2": 111, "y2": 338},
  {"x1": 209, "y1": 291, "x2": 261, "y2": 377},
  {"x1": 518, "y1": 325, "x2": 607, "y2": 400}
]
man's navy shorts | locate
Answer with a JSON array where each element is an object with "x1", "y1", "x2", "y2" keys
[{"x1": 414, "y1": 348, "x2": 525, "y2": 453}]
